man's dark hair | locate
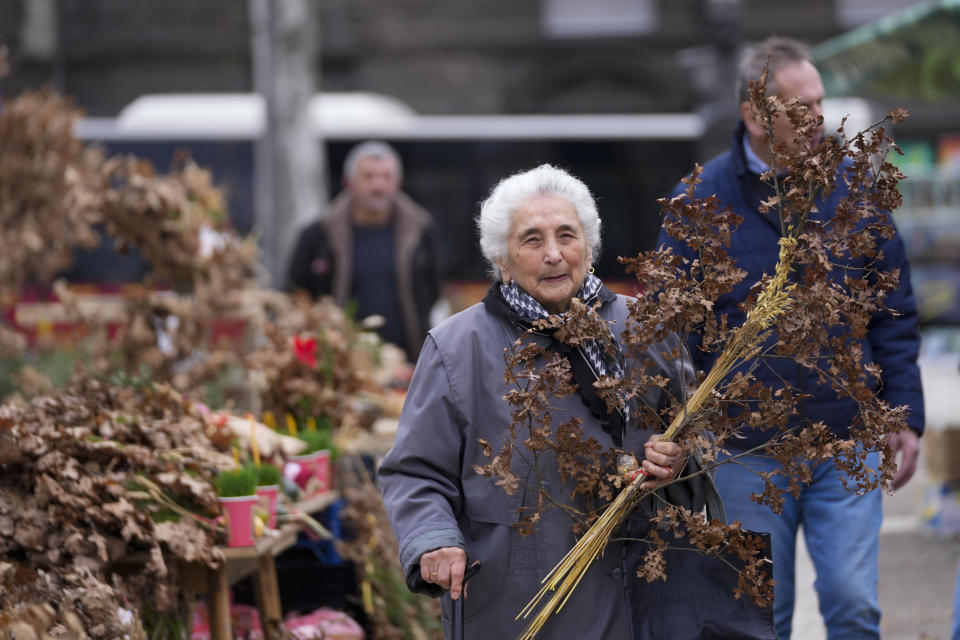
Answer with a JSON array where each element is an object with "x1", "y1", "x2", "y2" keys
[{"x1": 735, "y1": 36, "x2": 813, "y2": 104}]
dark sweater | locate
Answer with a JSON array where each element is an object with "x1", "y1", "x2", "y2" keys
[{"x1": 287, "y1": 191, "x2": 442, "y2": 359}]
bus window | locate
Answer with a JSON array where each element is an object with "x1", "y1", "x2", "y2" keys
[{"x1": 76, "y1": 93, "x2": 704, "y2": 289}]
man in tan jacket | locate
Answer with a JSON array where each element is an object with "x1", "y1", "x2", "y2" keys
[{"x1": 288, "y1": 141, "x2": 442, "y2": 359}]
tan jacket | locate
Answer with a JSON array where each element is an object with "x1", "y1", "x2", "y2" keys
[{"x1": 287, "y1": 190, "x2": 441, "y2": 357}]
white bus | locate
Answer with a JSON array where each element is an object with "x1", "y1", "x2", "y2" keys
[{"x1": 75, "y1": 92, "x2": 869, "y2": 291}]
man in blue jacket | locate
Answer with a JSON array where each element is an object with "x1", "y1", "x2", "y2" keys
[{"x1": 656, "y1": 36, "x2": 924, "y2": 639}]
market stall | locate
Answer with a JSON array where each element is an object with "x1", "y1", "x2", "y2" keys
[{"x1": 0, "y1": 53, "x2": 438, "y2": 639}]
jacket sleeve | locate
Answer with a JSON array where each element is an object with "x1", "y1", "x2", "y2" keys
[
  {"x1": 378, "y1": 334, "x2": 468, "y2": 595},
  {"x1": 655, "y1": 183, "x2": 707, "y2": 371},
  {"x1": 654, "y1": 180, "x2": 691, "y2": 257},
  {"x1": 286, "y1": 222, "x2": 330, "y2": 297},
  {"x1": 867, "y1": 223, "x2": 925, "y2": 435},
  {"x1": 662, "y1": 331, "x2": 725, "y2": 519},
  {"x1": 415, "y1": 221, "x2": 444, "y2": 324}
]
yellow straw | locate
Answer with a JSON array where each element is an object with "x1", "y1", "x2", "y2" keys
[
  {"x1": 262, "y1": 410, "x2": 276, "y2": 430},
  {"x1": 285, "y1": 413, "x2": 298, "y2": 437},
  {"x1": 232, "y1": 447, "x2": 239, "y2": 470},
  {"x1": 307, "y1": 416, "x2": 318, "y2": 432},
  {"x1": 248, "y1": 414, "x2": 260, "y2": 467},
  {"x1": 516, "y1": 236, "x2": 798, "y2": 639}
]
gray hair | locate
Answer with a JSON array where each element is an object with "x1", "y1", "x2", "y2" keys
[
  {"x1": 343, "y1": 140, "x2": 403, "y2": 180},
  {"x1": 736, "y1": 36, "x2": 813, "y2": 104},
  {"x1": 477, "y1": 164, "x2": 601, "y2": 281}
]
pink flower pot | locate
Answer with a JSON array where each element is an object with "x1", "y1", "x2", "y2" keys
[
  {"x1": 219, "y1": 495, "x2": 258, "y2": 547},
  {"x1": 256, "y1": 484, "x2": 280, "y2": 530},
  {"x1": 287, "y1": 449, "x2": 332, "y2": 495}
]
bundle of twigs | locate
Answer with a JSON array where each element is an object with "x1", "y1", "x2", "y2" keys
[{"x1": 516, "y1": 236, "x2": 797, "y2": 639}]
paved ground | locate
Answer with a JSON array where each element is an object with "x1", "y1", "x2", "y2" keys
[{"x1": 792, "y1": 458, "x2": 960, "y2": 640}]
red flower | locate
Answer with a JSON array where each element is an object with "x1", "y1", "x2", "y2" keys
[{"x1": 292, "y1": 334, "x2": 318, "y2": 367}]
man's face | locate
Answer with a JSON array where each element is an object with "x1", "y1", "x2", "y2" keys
[
  {"x1": 744, "y1": 59, "x2": 826, "y2": 163},
  {"x1": 346, "y1": 155, "x2": 401, "y2": 215}
]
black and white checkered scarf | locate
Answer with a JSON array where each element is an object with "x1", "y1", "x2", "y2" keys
[
  {"x1": 489, "y1": 272, "x2": 629, "y2": 446},
  {"x1": 500, "y1": 273, "x2": 626, "y2": 382}
]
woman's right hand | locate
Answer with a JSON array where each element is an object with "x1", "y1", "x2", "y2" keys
[
  {"x1": 639, "y1": 434, "x2": 687, "y2": 490},
  {"x1": 420, "y1": 546, "x2": 468, "y2": 599}
]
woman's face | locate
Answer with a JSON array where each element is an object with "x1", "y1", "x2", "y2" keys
[{"x1": 498, "y1": 193, "x2": 591, "y2": 314}]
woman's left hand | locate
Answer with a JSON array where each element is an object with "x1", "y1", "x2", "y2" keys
[{"x1": 639, "y1": 434, "x2": 687, "y2": 490}]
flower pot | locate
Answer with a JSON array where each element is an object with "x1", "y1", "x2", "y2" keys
[
  {"x1": 287, "y1": 449, "x2": 332, "y2": 495},
  {"x1": 255, "y1": 484, "x2": 280, "y2": 530},
  {"x1": 219, "y1": 495, "x2": 258, "y2": 547}
]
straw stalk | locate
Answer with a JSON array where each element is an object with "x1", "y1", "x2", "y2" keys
[{"x1": 516, "y1": 236, "x2": 797, "y2": 640}]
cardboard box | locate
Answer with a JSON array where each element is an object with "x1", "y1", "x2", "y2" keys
[{"x1": 924, "y1": 428, "x2": 960, "y2": 484}]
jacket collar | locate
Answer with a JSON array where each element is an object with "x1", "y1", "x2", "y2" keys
[
  {"x1": 481, "y1": 280, "x2": 617, "y2": 327},
  {"x1": 730, "y1": 120, "x2": 753, "y2": 182},
  {"x1": 323, "y1": 190, "x2": 434, "y2": 355},
  {"x1": 482, "y1": 280, "x2": 626, "y2": 446},
  {"x1": 730, "y1": 120, "x2": 786, "y2": 236}
]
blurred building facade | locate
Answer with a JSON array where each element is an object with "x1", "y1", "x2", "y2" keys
[
  {"x1": 6, "y1": 0, "x2": 960, "y2": 320},
  {"x1": 0, "y1": 1, "x2": 935, "y2": 119}
]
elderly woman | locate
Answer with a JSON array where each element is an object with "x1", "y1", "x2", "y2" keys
[{"x1": 379, "y1": 165, "x2": 727, "y2": 639}]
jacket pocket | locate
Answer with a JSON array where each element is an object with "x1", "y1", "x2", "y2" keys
[
  {"x1": 441, "y1": 520, "x2": 545, "y2": 636},
  {"x1": 461, "y1": 466, "x2": 528, "y2": 525}
]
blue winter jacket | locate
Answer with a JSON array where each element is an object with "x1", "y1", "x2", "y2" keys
[{"x1": 655, "y1": 123, "x2": 924, "y2": 451}]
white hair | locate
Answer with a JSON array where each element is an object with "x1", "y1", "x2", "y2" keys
[
  {"x1": 343, "y1": 140, "x2": 403, "y2": 180},
  {"x1": 476, "y1": 164, "x2": 601, "y2": 281}
]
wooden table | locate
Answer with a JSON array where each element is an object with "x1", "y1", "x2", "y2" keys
[
  {"x1": 183, "y1": 491, "x2": 341, "y2": 640},
  {"x1": 294, "y1": 489, "x2": 340, "y2": 517}
]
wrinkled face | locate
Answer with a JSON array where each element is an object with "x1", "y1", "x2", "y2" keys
[
  {"x1": 498, "y1": 194, "x2": 591, "y2": 314},
  {"x1": 345, "y1": 155, "x2": 401, "y2": 215},
  {"x1": 744, "y1": 60, "x2": 826, "y2": 163}
]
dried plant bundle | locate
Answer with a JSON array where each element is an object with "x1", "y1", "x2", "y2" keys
[
  {"x1": 471, "y1": 68, "x2": 912, "y2": 640},
  {"x1": 516, "y1": 236, "x2": 797, "y2": 639},
  {"x1": 0, "y1": 78, "x2": 423, "y2": 636},
  {"x1": 0, "y1": 376, "x2": 230, "y2": 632}
]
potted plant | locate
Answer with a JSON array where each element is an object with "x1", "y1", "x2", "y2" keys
[
  {"x1": 215, "y1": 464, "x2": 258, "y2": 547},
  {"x1": 285, "y1": 417, "x2": 338, "y2": 495},
  {"x1": 254, "y1": 462, "x2": 282, "y2": 530}
]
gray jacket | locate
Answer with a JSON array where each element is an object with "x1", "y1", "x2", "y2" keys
[{"x1": 379, "y1": 293, "x2": 725, "y2": 639}]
